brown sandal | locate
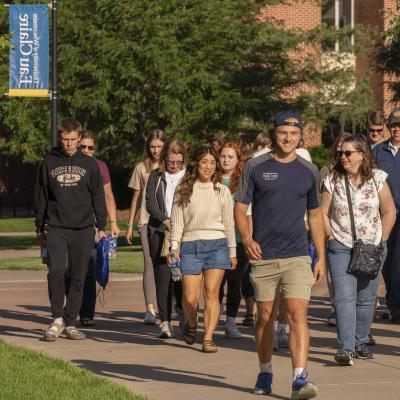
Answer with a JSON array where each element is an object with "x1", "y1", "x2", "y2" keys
[
  {"x1": 183, "y1": 322, "x2": 197, "y2": 345},
  {"x1": 202, "y1": 340, "x2": 218, "y2": 353}
]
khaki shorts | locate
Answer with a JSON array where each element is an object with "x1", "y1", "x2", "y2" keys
[{"x1": 249, "y1": 256, "x2": 314, "y2": 302}]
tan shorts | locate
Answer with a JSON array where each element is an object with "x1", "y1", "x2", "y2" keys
[{"x1": 249, "y1": 256, "x2": 314, "y2": 302}]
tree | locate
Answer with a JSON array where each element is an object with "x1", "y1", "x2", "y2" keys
[
  {"x1": 0, "y1": 0, "x2": 373, "y2": 168},
  {"x1": 376, "y1": 15, "x2": 400, "y2": 102}
]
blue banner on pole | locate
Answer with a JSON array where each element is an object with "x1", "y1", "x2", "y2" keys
[{"x1": 9, "y1": 5, "x2": 49, "y2": 97}]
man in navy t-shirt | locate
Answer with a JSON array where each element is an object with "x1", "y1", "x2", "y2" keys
[{"x1": 235, "y1": 111, "x2": 325, "y2": 399}]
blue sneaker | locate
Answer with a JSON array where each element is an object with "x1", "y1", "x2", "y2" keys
[
  {"x1": 291, "y1": 370, "x2": 318, "y2": 399},
  {"x1": 253, "y1": 372, "x2": 273, "y2": 395}
]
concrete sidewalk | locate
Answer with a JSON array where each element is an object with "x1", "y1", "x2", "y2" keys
[{"x1": 0, "y1": 270, "x2": 399, "y2": 400}]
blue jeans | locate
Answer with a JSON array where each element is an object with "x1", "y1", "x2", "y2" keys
[{"x1": 327, "y1": 239, "x2": 386, "y2": 350}]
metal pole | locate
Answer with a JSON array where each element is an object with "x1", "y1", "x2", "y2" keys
[{"x1": 51, "y1": 0, "x2": 57, "y2": 147}]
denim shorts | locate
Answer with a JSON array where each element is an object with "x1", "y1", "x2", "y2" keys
[{"x1": 180, "y1": 238, "x2": 231, "y2": 275}]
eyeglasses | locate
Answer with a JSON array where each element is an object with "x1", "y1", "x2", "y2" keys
[
  {"x1": 369, "y1": 128, "x2": 383, "y2": 133},
  {"x1": 80, "y1": 145, "x2": 95, "y2": 151},
  {"x1": 338, "y1": 150, "x2": 359, "y2": 158},
  {"x1": 166, "y1": 160, "x2": 183, "y2": 166}
]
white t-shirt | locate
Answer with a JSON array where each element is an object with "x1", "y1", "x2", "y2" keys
[
  {"x1": 323, "y1": 169, "x2": 387, "y2": 247},
  {"x1": 165, "y1": 169, "x2": 185, "y2": 217}
]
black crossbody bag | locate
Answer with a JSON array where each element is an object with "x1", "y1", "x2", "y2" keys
[{"x1": 344, "y1": 177, "x2": 384, "y2": 280}]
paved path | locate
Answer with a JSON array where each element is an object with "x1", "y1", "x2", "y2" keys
[
  {"x1": 0, "y1": 249, "x2": 39, "y2": 259},
  {"x1": 0, "y1": 270, "x2": 399, "y2": 400}
]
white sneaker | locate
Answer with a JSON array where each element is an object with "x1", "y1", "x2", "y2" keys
[
  {"x1": 159, "y1": 321, "x2": 174, "y2": 338},
  {"x1": 144, "y1": 310, "x2": 157, "y2": 325},
  {"x1": 277, "y1": 325, "x2": 289, "y2": 348},
  {"x1": 225, "y1": 320, "x2": 242, "y2": 339}
]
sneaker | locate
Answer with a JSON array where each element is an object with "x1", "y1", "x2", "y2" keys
[
  {"x1": 159, "y1": 321, "x2": 174, "y2": 338},
  {"x1": 354, "y1": 344, "x2": 374, "y2": 359},
  {"x1": 334, "y1": 349, "x2": 354, "y2": 366},
  {"x1": 277, "y1": 325, "x2": 289, "y2": 348},
  {"x1": 225, "y1": 321, "x2": 242, "y2": 339},
  {"x1": 327, "y1": 308, "x2": 336, "y2": 326},
  {"x1": 144, "y1": 310, "x2": 157, "y2": 325},
  {"x1": 291, "y1": 370, "x2": 318, "y2": 400},
  {"x1": 253, "y1": 372, "x2": 273, "y2": 395}
]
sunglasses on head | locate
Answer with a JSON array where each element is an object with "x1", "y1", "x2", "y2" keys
[
  {"x1": 80, "y1": 145, "x2": 95, "y2": 151},
  {"x1": 338, "y1": 150, "x2": 359, "y2": 158}
]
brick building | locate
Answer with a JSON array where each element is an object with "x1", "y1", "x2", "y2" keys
[{"x1": 261, "y1": 0, "x2": 400, "y2": 146}]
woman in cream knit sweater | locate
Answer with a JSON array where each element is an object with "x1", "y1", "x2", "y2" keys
[{"x1": 169, "y1": 144, "x2": 237, "y2": 353}]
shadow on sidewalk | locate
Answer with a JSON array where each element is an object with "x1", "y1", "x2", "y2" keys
[{"x1": 72, "y1": 359, "x2": 290, "y2": 399}]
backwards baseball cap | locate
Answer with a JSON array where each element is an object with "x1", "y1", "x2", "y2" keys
[
  {"x1": 273, "y1": 111, "x2": 303, "y2": 129},
  {"x1": 388, "y1": 109, "x2": 400, "y2": 126}
]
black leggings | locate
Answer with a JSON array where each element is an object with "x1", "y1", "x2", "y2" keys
[
  {"x1": 219, "y1": 243, "x2": 248, "y2": 318},
  {"x1": 148, "y1": 229, "x2": 182, "y2": 322}
]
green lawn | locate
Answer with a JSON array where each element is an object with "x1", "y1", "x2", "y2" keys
[
  {"x1": 0, "y1": 235, "x2": 37, "y2": 250},
  {"x1": 0, "y1": 251, "x2": 144, "y2": 273},
  {"x1": 0, "y1": 340, "x2": 148, "y2": 400},
  {"x1": 0, "y1": 217, "x2": 35, "y2": 232}
]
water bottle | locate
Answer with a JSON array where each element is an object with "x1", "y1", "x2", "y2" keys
[
  {"x1": 108, "y1": 235, "x2": 117, "y2": 259},
  {"x1": 170, "y1": 253, "x2": 182, "y2": 282}
]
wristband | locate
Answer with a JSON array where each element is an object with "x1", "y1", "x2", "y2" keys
[{"x1": 127, "y1": 223, "x2": 134, "y2": 228}]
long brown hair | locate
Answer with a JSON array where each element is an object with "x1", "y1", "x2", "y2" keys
[
  {"x1": 332, "y1": 134, "x2": 377, "y2": 187},
  {"x1": 177, "y1": 144, "x2": 222, "y2": 207},
  {"x1": 143, "y1": 129, "x2": 168, "y2": 172},
  {"x1": 158, "y1": 138, "x2": 187, "y2": 172},
  {"x1": 220, "y1": 142, "x2": 243, "y2": 193}
]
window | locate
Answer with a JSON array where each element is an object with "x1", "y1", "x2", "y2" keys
[{"x1": 322, "y1": 0, "x2": 354, "y2": 52}]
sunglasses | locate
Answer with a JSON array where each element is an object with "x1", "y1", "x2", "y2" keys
[
  {"x1": 338, "y1": 150, "x2": 359, "y2": 158},
  {"x1": 369, "y1": 128, "x2": 383, "y2": 133},
  {"x1": 80, "y1": 145, "x2": 95, "y2": 151}
]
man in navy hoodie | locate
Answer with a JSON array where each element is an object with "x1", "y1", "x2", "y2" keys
[
  {"x1": 373, "y1": 109, "x2": 400, "y2": 324},
  {"x1": 34, "y1": 119, "x2": 107, "y2": 341}
]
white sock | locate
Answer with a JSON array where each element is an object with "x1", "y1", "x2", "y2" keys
[
  {"x1": 293, "y1": 367, "x2": 305, "y2": 380},
  {"x1": 54, "y1": 317, "x2": 63, "y2": 325},
  {"x1": 260, "y1": 362, "x2": 273, "y2": 374},
  {"x1": 227, "y1": 316, "x2": 235, "y2": 324}
]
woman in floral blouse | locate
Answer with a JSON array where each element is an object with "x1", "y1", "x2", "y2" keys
[{"x1": 321, "y1": 134, "x2": 396, "y2": 367}]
